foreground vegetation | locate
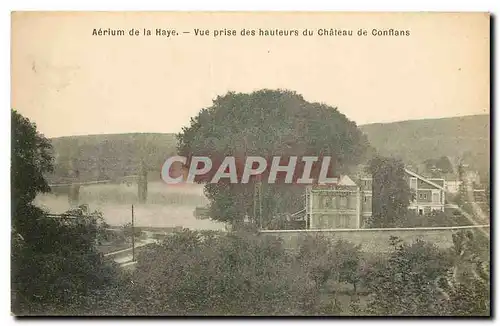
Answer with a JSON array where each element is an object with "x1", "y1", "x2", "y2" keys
[
  {"x1": 13, "y1": 226, "x2": 490, "y2": 316},
  {"x1": 11, "y1": 98, "x2": 490, "y2": 317}
]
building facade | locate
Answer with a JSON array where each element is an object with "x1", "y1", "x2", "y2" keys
[
  {"x1": 305, "y1": 175, "x2": 372, "y2": 229},
  {"x1": 304, "y1": 167, "x2": 447, "y2": 230},
  {"x1": 405, "y1": 168, "x2": 446, "y2": 215}
]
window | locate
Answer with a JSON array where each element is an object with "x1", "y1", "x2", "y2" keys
[
  {"x1": 337, "y1": 215, "x2": 350, "y2": 228},
  {"x1": 343, "y1": 215, "x2": 351, "y2": 228},
  {"x1": 317, "y1": 214, "x2": 326, "y2": 228},
  {"x1": 410, "y1": 177, "x2": 417, "y2": 190},
  {"x1": 324, "y1": 197, "x2": 332, "y2": 209},
  {"x1": 339, "y1": 196, "x2": 347, "y2": 208},
  {"x1": 364, "y1": 196, "x2": 367, "y2": 203},
  {"x1": 324, "y1": 215, "x2": 332, "y2": 228}
]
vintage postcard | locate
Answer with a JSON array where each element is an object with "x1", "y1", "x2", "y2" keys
[{"x1": 11, "y1": 12, "x2": 490, "y2": 316}]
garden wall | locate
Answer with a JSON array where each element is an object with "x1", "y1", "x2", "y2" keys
[{"x1": 259, "y1": 225, "x2": 490, "y2": 253}]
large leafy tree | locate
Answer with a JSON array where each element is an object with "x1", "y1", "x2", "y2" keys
[
  {"x1": 424, "y1": 156, "x2": 454, "y2": 176},
  {"x1": 11, "y1": 110, "x2": 121, "y2": 315},
  {"x1": 11, "y1": 109, "x2": 53, "y2": 233},
  {"x1": 177, "y1": 89, "x2": 372, "y2": 226},
  {"x1": 367, "y1": 155, "x2": 413, "y2": 227}
]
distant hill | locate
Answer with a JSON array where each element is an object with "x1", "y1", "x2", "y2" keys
[
  {"x1": 47, "y1": 114, "x2": 490, "y2": 183},
  {"x1": 359, "y1": 114, "x2": 490, "y2": 176},
  {"x1": 48, "y1": 133, "x2": 177, "y2": 183}
]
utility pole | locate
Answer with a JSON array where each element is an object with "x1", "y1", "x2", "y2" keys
[
  {"x1": 131, "y1": 204, "x2": 135, "y2": 262},
  {"x1": 254, "y1": 176, "x2": 263, "y2": 229}
]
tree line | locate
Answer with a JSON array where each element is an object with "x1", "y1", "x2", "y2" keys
[{"x1": 11, "y1": 89, "x2": 490, "y2": 316}]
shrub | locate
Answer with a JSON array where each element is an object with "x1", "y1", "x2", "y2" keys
[
  {"x1": 362, "y1": 235, "x2": 490, "y2": 316},
  {"x1": 11, "y1": 206, "x2": 123, "y2": 315},
  {"x1": 296, "y1": 235, "x2": 362, "y2": 292},
  {"x1": 362, "y1": 237, "x2": 453, "y2": 316},
  {"x1": 107, "y1": 230, "x2": 323, "y2": 315}
]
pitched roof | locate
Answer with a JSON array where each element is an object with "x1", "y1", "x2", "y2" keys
[
  {"x1": 404, "y1": 168, "x2": 445, "y2": 191},
  {"x1": 338, "y1": 175, "x2": 357, "y2": 186}
]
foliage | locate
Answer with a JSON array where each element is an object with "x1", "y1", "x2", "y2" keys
[
  {"x1": 12, "y1": 205, "x2": 123, "y2": 315},
  {"x1": 86, "y1": 231, "x2": 489, "y2": 317},
  {"x1": 366, "y1": 156, "x2": 413, "y2": 227},
  {"x1": 362, "y1": 234, "x2": 490, "y2": 316},
  {"x1": 177, "y1": 89, "x2": 372, "y2": 225},
  {"x1": 436, "y1": 230, "x2": 490, "y2": 316},
  {"x1": 362, "y1": 237, "x2": 453, "y2": 316},
  {"x1": 359, "y1": 114, "x2": 489, "y2": 175},
  {"x1": 11, "y1": 109, "x2": 53, "y2": 232},
  {"x1": 104, "y1": 230, "x2": 323, "y2": 315},
  {"x1": 11, "y1": 204, "x2": 123, "y2": 315},
  {"x1": 105, "y1": 231, "x2": 366, "y2": 316},
  {"x1": 296, "y1": 235, "x2": 362, "y2": 292},
  {"x1": 445, "y1": 277, "x2": 490, "y2": 316},
  {"x1": 424, "y1": 156, "x2": 454, "y2": 175},
  {"x1": 484, "y1": 175, "x2": 490, "y2": 206},
  {"x1": 11, "y1": 110, "x2": 122, "y2": 315}
]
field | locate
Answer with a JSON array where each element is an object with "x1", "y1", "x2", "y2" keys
[{"x1": 35, "y1": 181, "x2": 226, "y2": 230}]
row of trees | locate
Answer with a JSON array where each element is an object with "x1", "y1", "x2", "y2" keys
[
  {"x1": 81, "y1": 229, "x2": 488, "y2": 316},
  {"x1": 11, "y1": 87, "x2": 489, "y2": 315}
]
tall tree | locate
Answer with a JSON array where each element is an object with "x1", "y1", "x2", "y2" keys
[
  {"x1": 436, "y1": 156, "x2": 453, "y2": 174},
  {"x1": 11, "y1": 110, "x2": 120, "y2": 315},
  {"x1": 367, "y1": 155, "x2": 413, "y2": 227},
  {"x1": 423, "y1": 156, "x2": 453, "y2": 177},
  {"x1": 11, "y1": 109, "x2": 53, "y2": 232},
  {"x1": 177, "y1": 89, "x2": 372, "y2": 226}
]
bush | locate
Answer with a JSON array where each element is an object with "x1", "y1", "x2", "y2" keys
[
  {"x1": 362, "y1": 237, "x2": 453, "y2": 316},
  {"x1": 362, "y1": 235, "x2": 490, "y2": 316},
  {"x1": 51, "y1": 230, "x2": 489, "y2": 316},
  {"x1": 295, "y1": 235, "x2": 362, "y2": 292},
  {"x1": 104, "y1": 230, "x2": 324, "y2": 315},
  {"x1": 11, "y1": 205, "x2": 123, "y2": 315}
]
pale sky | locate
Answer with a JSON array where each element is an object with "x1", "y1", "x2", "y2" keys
[{"x1": 11, "y1": 12, "x2": 490, "y2": 138}]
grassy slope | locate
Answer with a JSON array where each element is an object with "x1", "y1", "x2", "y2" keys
[{"x1": 359, "y1": 114, "x2": 490, "y2": 174}]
